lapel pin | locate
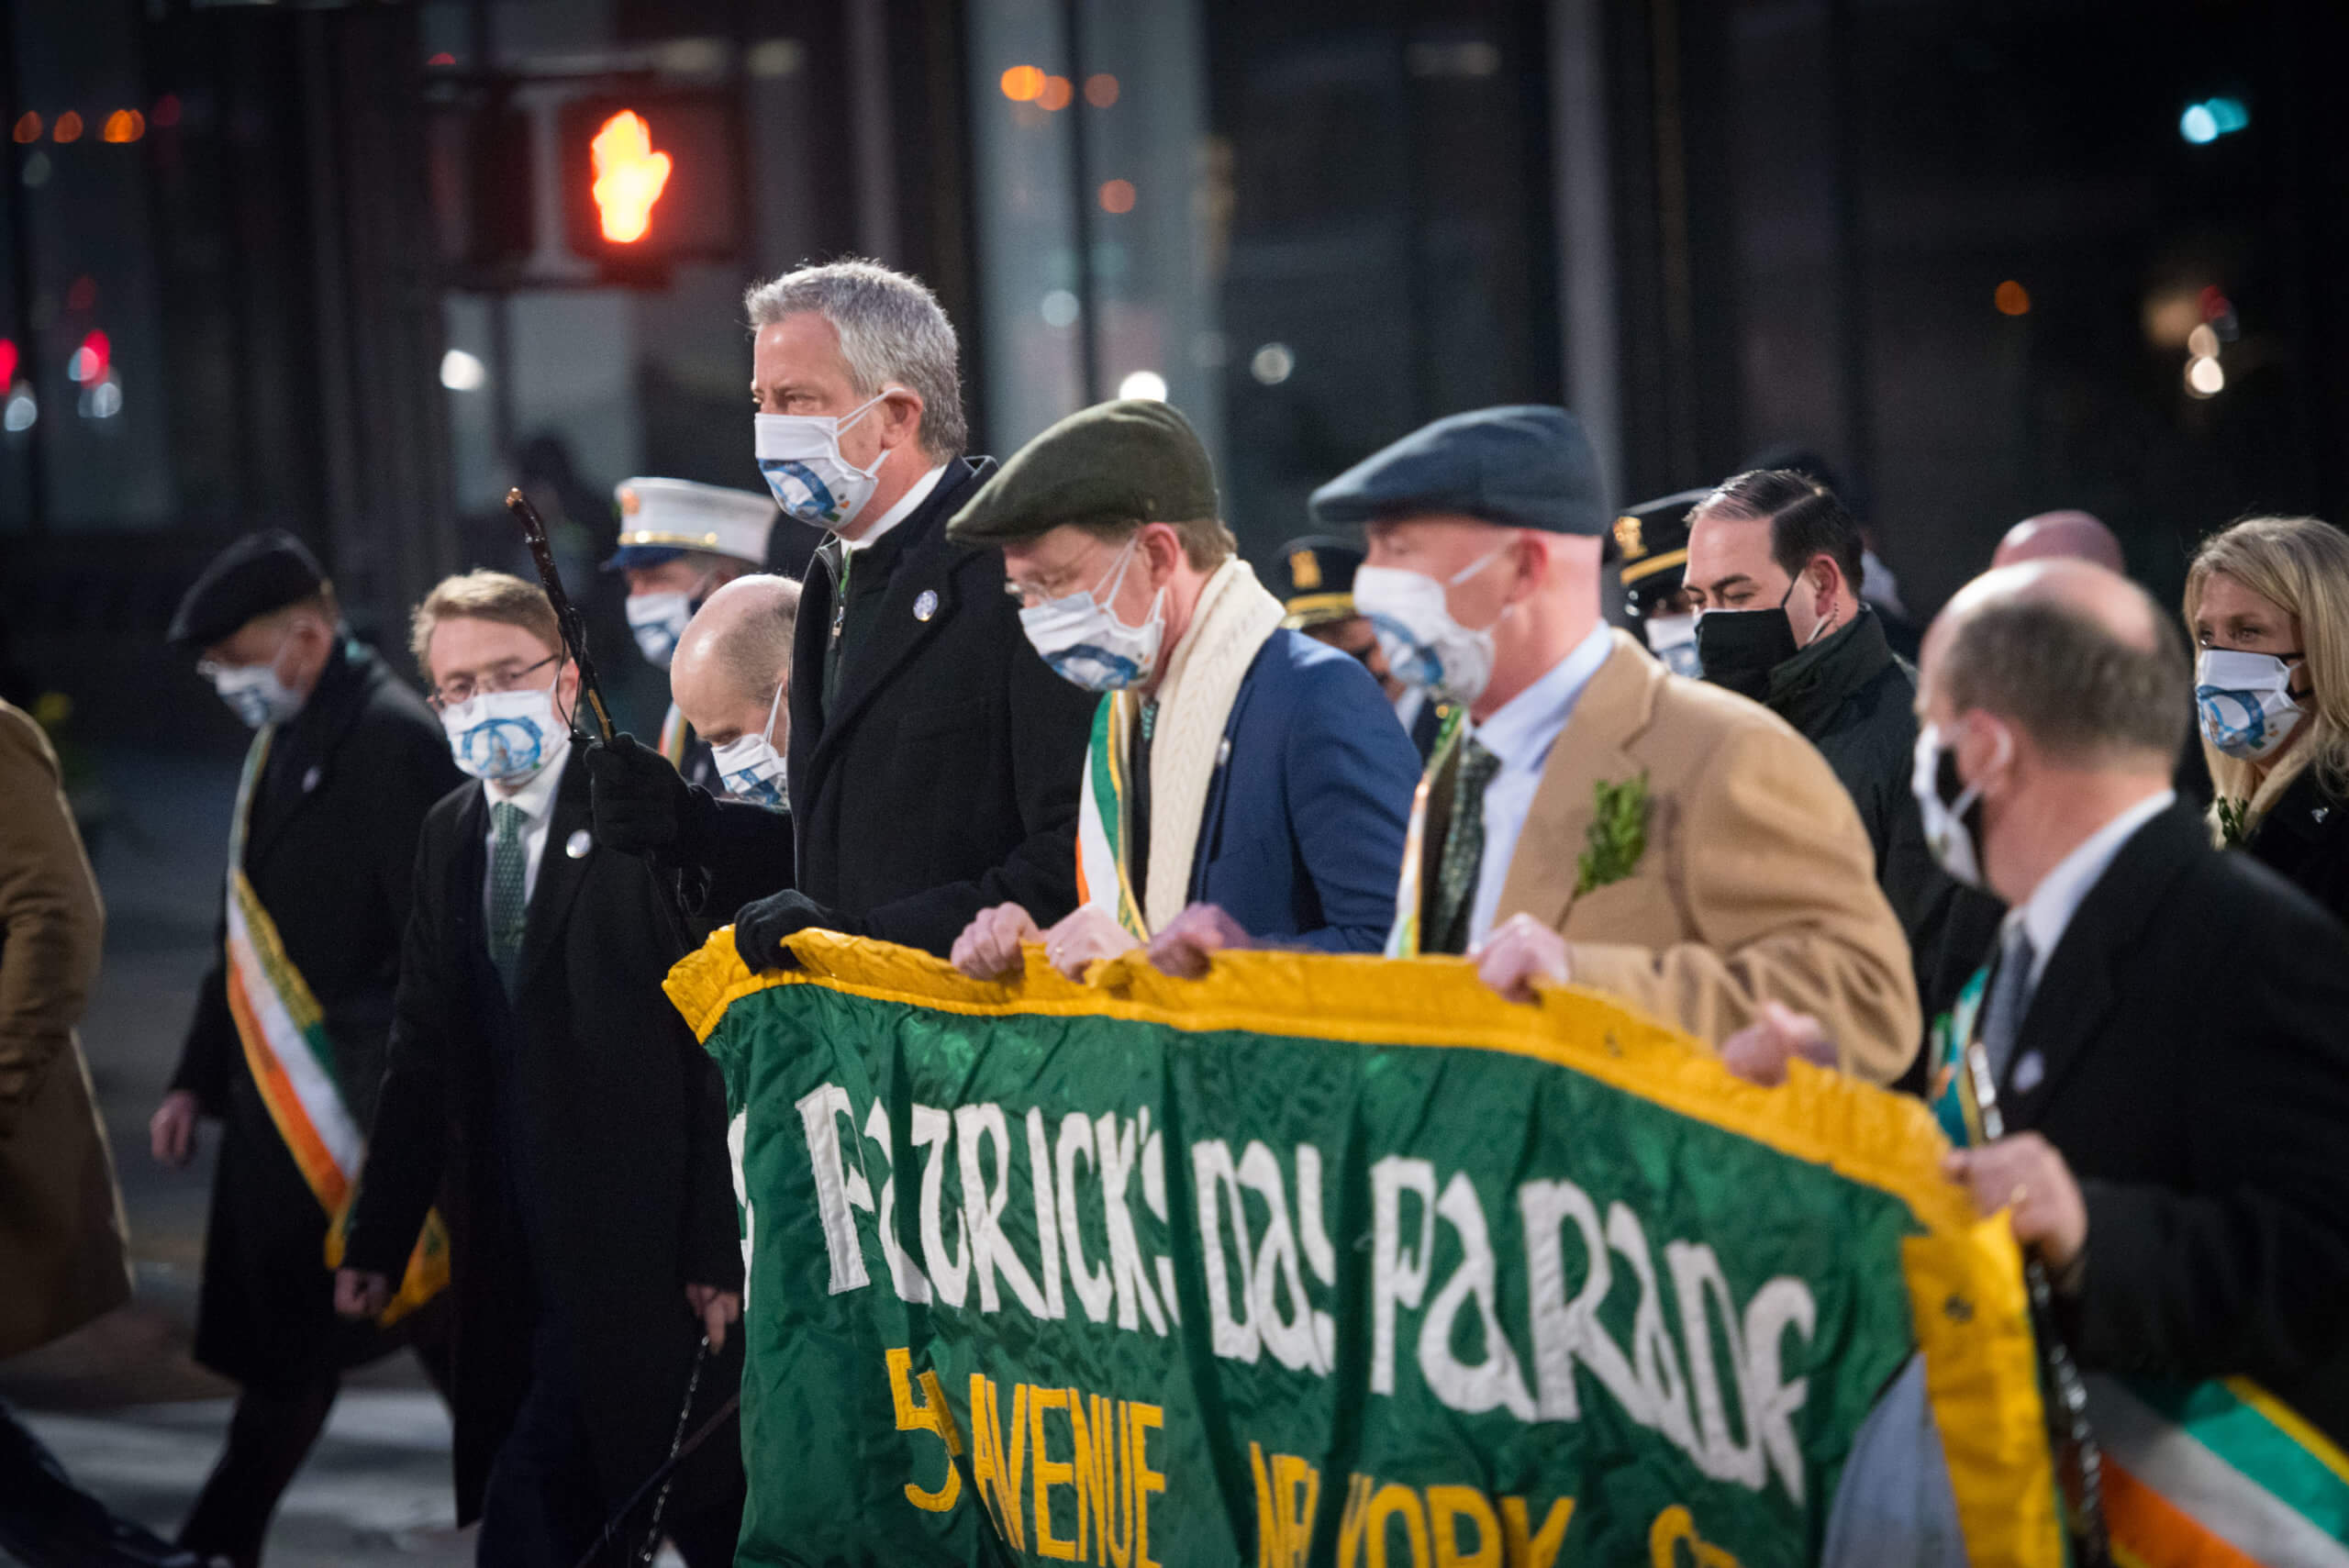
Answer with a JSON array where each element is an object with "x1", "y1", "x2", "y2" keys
[
  {"x1": 2011, "y1": 1050, "x2": 2045, "y2": 1094},
  {"x1": 913, "y1": 589, "x2": 939, "y2": 622},
  {"x1": 2316, "y1": 806, "x2": 2331, "y2": 824},
  {"x1": 303, "y1": 765, "x2": 322, "y2": 793},
  {"x1": 565, "y1": 828, "x2": 592, "y2": 860}
]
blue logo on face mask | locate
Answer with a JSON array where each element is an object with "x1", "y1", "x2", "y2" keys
[
  {"x1": 2196, "y1": 686, "x2": 2266, "y2": 751},
  {"x1": 724, "y1": 770, "x2": 788, "y2": 810},
  {"x1": 454, "y1": 716, "x2": 546, "y2": 778},
  {"x1": 1043, "y1": 643, "x2": 1146, "y2": 693},
  {"x1": 758, "y1": 460, "x2": 843, "y2": 526},
  {"x1": 1364, "y1": 613, "x2": 1443, "y2": 689}
]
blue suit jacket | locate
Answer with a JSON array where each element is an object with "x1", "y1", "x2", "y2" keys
[{"x1": 1184, "y1": 628, "x2": 1419, "y2": 951}]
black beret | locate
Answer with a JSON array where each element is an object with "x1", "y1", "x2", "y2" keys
[
  {"x1": 1308, "y1": 405, "x2": 1609, "y2": 537},
  {"x1": 169, "y1": 530, "x2": 328, "y2": 649},
  {"x1": 946, "y1": 399, "x2": 1219, "y2": 547},
  {"x1": 1268, "y1": 535, "x2": 1364, "y2": 628},
  {"x1": 1612, "y1": 487, "x2": 1713, "y2": 618}
]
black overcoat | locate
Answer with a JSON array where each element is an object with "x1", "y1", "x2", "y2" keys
[
  {"x1": 1991, "y1": 804, "x2": 2349, "y2": 1445},
  {"x1": 345, "y1": 753, "x2": 743, "y2": 1524},
  {"x1": 170, "y1": 639, "x2": 460, "y2": 1389},
  {"x1": 784, "y1": 458, "x2": 1097, "y2": 954},
  {"x1": 2242, "y1": 766, "x2": 2349, "y2": 929}
]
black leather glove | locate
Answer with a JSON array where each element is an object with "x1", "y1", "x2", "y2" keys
[
  {"x1": 585, "y1": 733, "x2": 696, "y2": 856},
  {"x1": 733, "y1": 889, "x2": 862, "y2": 972}
]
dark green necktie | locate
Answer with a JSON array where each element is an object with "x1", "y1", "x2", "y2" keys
[
  {"x1": 1429, "y1": 739, "x2": 1502, "y2": 956},
  {"x1": 488, "y1": 801, "x2": 529, "y2": 995}
]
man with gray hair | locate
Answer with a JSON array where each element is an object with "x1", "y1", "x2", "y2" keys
[{"x1": 612, "y1": 259, "x2": 1095, "y2": 963}]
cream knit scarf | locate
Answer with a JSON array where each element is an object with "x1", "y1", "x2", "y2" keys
[{"x1": 1136, "y1": 558, "x2": 1285, "y2": 932}]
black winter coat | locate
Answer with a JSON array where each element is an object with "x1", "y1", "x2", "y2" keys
[
  {"x1": 346, "y1": 753, "x2": 743, "y2": 1524},
  {"x1": 785, "y1": 459, "x2": 1097, "y2": 954},
  {"x1": 2242, "y1": 766, "x2": 2349, "y2": 929},
  {"x1": 1763, "y1": 607, "x2": 2005, "y2": 1021},
  {"x1": 1996, "y1": 806, "x2": 2349, "y2": 1445},
  {"x1": 171, "y1": 640, "x2": 460, "y2": 1389}
]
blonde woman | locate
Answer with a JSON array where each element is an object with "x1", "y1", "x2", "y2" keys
[{"x1": 2185, "y1": 515, "x2": 2349, "y2": 919}]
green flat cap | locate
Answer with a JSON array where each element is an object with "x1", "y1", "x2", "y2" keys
[{"x1": 947, "y1": 398, "x2": 1219, "y2": 547}]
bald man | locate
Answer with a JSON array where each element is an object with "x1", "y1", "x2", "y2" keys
[
  {"x1": 671, "y1": 575, "x2": 801, "y2": 809},
  {"x1": 1989, "y1": 509, "x2": 2123, "y2": 573},
  {"x1": 586, "y1": 577, "x2": 801, "y2": 917}
]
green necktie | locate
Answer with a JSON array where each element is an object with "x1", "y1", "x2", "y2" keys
[
  {"x1": 488, "y1": 801, "x2": 529, "y2": 995},
  {"x1": 1428, "y1": 739, "x2": 1503, "y2": 956}
]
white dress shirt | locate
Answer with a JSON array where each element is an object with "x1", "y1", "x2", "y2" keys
[
  {"x1": 1465, "y1": 621, "x2": 1619, "y2": 949},
  {"x1": 481, "y1": 735, "x2": 573, "y2": 927},
  {"x1": 2004, "y1": 787, "x2": 2175, "y2": 989},
  {"x1": 845, "y1": 462, "x2": 949, "y2": 555}
]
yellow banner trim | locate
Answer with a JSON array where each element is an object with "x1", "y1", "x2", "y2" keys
[{"x1": 668, "y1": 929, "x2": 2060, "y2": 1568}]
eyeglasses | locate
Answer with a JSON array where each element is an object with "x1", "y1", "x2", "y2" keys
[{"x1": 430, "y1": 652, "x2": 558, "y2": 709}]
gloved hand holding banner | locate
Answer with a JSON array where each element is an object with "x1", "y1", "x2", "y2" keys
[{"x1": 664, "y1": 931, "x2": 2062, "y2": 1567}]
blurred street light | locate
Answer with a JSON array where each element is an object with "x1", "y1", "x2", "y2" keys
[
  {"x1": 1118, "y1": 370, "x2": 1167, "y2": 401},
  {"x1": 440, "y1": 349, "x2": 488, "y2": 391}
]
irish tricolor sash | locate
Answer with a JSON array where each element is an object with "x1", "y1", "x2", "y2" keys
[
  {"x1": 659, "y1": 701, "x2": 692, "y2": 768},
  {"x1": 226, "y1": 730, "x2": 447, "y2": 1325},
  {"x1": 1073, "y1": 695, "x2": 1147, "y2": 942},
  {"x1": 1384, "y1": 704, "x2": 1466, "y2": 959},
  {"x1": 1928, "y1": 978, "x2": 2349, "y2": 1564}
]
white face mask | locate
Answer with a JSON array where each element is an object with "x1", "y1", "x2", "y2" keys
[
  {"x1": 1910, "y1": 720, "x2": 2008, "y2": 891},
  {"x1": 1019, "y1": 533, "x2": 1168, "y2": 692},
  {"x1": 626, "y1": 591, "x2": 694, "y2": 669},
  {"x1": 441, "y1": 682, "x2": 566, "y2": 784},
  {"x1": 2196, "y1": 649, "x2": 2307, "y2": 762},
  {"x1": 710, "y1": 683, "x2": 788, "y2": 809},
  {"x1": 1352, "y1": 546, "x2": 1511, "y2": 706},
  {"x1": 214, "y1": 662, "x2": 305, "y2": 729},
  {"x1": 207, "y1": 623, "x2": 315, "y2": 729},
  {"x1": 1643, "y1": 612, "x2": 1701, "y2": 679},
  {"x1": 754, "y1": 390, "x2": 893, "y2": 533}
]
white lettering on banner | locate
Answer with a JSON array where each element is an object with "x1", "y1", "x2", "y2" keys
[
  {"x1": 1419, "y1": 1173, "x2": 1538, "y2": 1420},
  {"x1": 1140, "y1": 1114, "x2": 1182, "y2": 1327},
  {"x1": 1520, "y1": 1178, "x2": 1642, "y2": 1423},
  {"x1": 914, "y1": 1105, "x2": 970, "y2": 1307},
  {"x1": 728, "y1": 1109, "x2": 754, "y2": 1313},
  {"x1": 1370, "y1": 1156, "x2": 1439, "y2": 1395},
  {"x1": 862, "y1": 1102, "x2": 930, "y2": 1303},
  {"x1": 1056, "y1": 1113, "x2": 1115, "y2": 1323},
  {"x1": 783, "y1": 1079, "x2": 1820, "y2": 1507},
  {"x1": 1024, "y1": 1109, "x2": 1067, "y2": 1320},
  {"x1": 957, "y1": 1104, "x2": 1053, "y2": 1318},
  {"x1": 795, "y1": 1084, "x2": 872, "y2": 1294},
  {"x1": 1194, "y1": 1140, "x2": 1261, "y2": 1362},
  {"x1": 1239, "y1": 1140, "x2": 1327, "y2": 1375},
  {"x1": 1096, "y1": 1111, "x2": 1169, "y2": 1335},
  {"x1": 1295, "y1": 1144, "x2": 1339, "y2": 1370}
]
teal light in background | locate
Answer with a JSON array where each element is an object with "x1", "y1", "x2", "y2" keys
[{"x1": 2180, "y1": 97, "x2": 2249, "y2": 145}]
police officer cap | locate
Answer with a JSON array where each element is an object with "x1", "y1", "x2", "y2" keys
[
  {"x1": 1269, "y1": 535, "x2": 1365, "y2": 629},
  {"x1": 946, "y1": 399, "x2": 1219, "y2": 548},
  {"x1": 1613, "y1": 487, "x2": 1712, "y2": 619},
  {"x1": 169, "y1": 529, "x2": 328, "y2": 649},
  {"x1": 1308, "y1": 405, "x2": 1609, "y2": 537}
]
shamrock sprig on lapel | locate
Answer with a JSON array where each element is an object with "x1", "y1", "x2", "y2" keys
[
  {"x1": 1575, "y1": 772, "x2": 1653, "y2": 897},
  {"x1": 2215, "y1": 795, "x2": 2253, "y2": 850}
]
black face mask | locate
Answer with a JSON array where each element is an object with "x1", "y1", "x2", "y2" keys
[{"x1": 1695, "y1": 580, "x2": 1801, "y2": 702}]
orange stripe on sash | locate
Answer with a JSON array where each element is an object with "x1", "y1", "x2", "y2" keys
[{"x1": 224, "y1": 962, "x2": 351, "y2": 1216}]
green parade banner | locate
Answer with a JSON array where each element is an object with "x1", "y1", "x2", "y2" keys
[{"x1": 666, "y1": 932, "x2": 2060, "y2": 1568}]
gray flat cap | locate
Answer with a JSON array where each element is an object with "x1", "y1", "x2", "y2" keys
[{"x1": 1308, "y1": 405, "x2": 1609, "y2": 536}]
